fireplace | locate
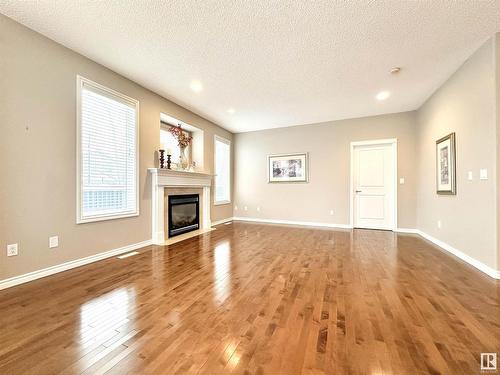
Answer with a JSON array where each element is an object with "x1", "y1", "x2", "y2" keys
[{"x1": 168, "y1": 194, "x2": 200, "y2": 238}]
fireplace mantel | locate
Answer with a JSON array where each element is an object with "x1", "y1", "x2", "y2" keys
[{"x1": 148, "y1": 168, "x2": 213, "y2": 244}]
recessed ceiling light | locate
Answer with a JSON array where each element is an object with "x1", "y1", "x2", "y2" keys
[
  {"x1": 227, "y1": 108, "x2": 235, "y2": 114},
  {"x1": 376, "y1": 91, "x2": 391, "y2": 101},
  {"x1": 190, "y1": 80, "x2": 203, "y2": 93}
]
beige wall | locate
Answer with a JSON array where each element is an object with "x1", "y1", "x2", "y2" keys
[
  {"x1": 416, "y1": 37, "x2": 497, "y2": 270},
  {"x1": 2, "y1": 13, "x2": 498, "y2": 282},
  {"x1": 234, "y1": 36, "x2": 500, "y2": 273},
  {"x1": 234, "y1": 112, "x2": 417, "y2": 228},
  {"x1": 0, "y1": 15, "x2": 233, "y2": 280}
]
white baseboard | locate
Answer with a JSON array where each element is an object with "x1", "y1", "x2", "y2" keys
[
  {"x1": 2, "y1": 222, "x2": 497, "y2": 291},
  {"x1": 0, "y1": 239, "x2": 153, "y2": 290},
  {"x1": 232, "y1": 216, "x2": 352, "y2": 229},
  {"x1": 211, "y1": 217, "x2": 234, "y2": 226},
  {"x1": 415, "y1": 230, "x2": 499, "y2": 279},
  {"x1": 395, "y1": 228, "x2": 419, "y2": 234}
]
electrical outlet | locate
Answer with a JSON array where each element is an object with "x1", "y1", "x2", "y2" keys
[
  {"x1": 234, "y1": 205, "x2": 238, "y2": 211},
  {"x1": 244, "y1": 206, "x2": 248, "y2": 211},
  {"x1": 257, "y1": 206, "x2": 261, "y2": 212},
  {"x1": 329, "y1": 210, "x2": 334, "y2": 215},
  {"x1": 399, "y1": 177, "x2": 405, "y2": 184},
  {"x1": 437, "y1": 220, "x2": 442, "y2": 229},
  {"x1": 480, "y1": 169, "x2": 488, "y2": 180},
  {"x1": 7, "y1": 243, "x2": 18, "y2": 257},
  {"x1": 49, "y1": 236, "x2": 59, "y2": 249},
  {"x1": 468, "y1": 171, "x2": 473, "y2": 181}
]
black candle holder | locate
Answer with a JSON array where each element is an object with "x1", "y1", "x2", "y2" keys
[
  {"x1": 159, "y1": 149, "x2": 165, "y2": 168},
  {"x1": 166, "y1": 154, "x2": 172, "y2": 169}
]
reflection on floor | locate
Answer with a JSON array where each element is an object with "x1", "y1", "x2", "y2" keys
[{"x1": 0, "y1": 222, "x2": 498, "y2": 374}]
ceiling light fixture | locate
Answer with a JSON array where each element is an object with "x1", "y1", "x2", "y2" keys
[
  {"x1": 227, "y1": 108, "x2": 235, "y2": 114},
  {"x1": 390, "y1": 67, "x2": 401, "y2": 74},
  {"x1": 376, "y1": 91, "x2": 391, "y2": 101},
  {"x1": 190, "y1": 80, "x2": 203, "y2": 93}
]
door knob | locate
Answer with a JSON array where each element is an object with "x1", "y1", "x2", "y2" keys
[{"x1": 355, "y1": 190, "x2": 362, "y2": 193}]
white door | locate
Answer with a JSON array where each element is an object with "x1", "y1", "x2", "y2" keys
[{"x1": 352, "y1": 142, "x2": 395, "y2": 230}]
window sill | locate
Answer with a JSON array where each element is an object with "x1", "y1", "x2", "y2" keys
[
  {"x1": 213, "y1": 200, "x2": 231, "y2": 206},
  {"x1": 77, "y1": 211, "x2": 139, "y2": 224}
]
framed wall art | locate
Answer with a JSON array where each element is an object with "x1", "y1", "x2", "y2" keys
[
  {"x1": 436, "y1": 132, "x2": 456, "y2": 195},
  {"x1": 268, "y1": 153, "x2": 308, "y2": 183}
]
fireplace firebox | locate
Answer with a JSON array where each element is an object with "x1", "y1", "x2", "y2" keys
[{"x1": 168, "y1": 194, "x2": 200, "y2": 238}]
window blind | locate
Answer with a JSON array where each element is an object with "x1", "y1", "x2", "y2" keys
[
  {"x1": 78, "y1": 78, "x2": 138, "y2": 222},
  {"x1": 215, "y1": 137, "x2": 231, "y2": 203}
]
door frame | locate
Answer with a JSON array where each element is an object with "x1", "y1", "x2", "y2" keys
[{"x1": 349, "y1": 138, "x2": 398, "y2": 230}]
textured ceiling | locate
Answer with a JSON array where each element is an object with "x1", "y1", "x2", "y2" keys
[{"x1": 1, "y1": 1, "x2": 499, "y2": 133}]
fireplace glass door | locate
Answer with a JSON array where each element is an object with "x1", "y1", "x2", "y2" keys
[{"x1": 168, "y1": 194, "x2": 200, "y2": 237}]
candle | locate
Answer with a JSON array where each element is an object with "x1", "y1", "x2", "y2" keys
[
  {"x1": 160, "y1": 143, "x2": 166, "y2": 151},
  {"x1": 166, "y1": 148, "x2": 172, "y2": 155}
]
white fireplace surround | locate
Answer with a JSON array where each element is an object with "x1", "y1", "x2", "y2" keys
[{"x1": 149, "y1": 168, "x2": 212, "y2": 245}]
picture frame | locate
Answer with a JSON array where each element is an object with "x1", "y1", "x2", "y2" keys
[
  {"x1": 268, "y1": 152, "x2": 309, "y2": 183},
  {"x1": 436, "y1": 132, "x2": 456, "y2": 195}
]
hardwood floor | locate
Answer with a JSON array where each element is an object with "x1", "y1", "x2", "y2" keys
[{"x1": 0, "y1": 222, "x2": 498, "y2": 374}]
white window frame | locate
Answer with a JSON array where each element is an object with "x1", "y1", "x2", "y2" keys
[
  {"x1": 213, "y1": 135, "x2": 231, "y2": 205},
  {"x1": 76, "y1": 75, "x2": 140, "y2": 224}
]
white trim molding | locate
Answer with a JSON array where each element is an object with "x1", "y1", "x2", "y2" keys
[
  {"x1": 76, "y1": 75, "x2": 140, "y2": 224},
  {"x1": 0, "y1": 239, "x2": 152, "y2": 290},
  {"x1": 394, "y1": 228, "x2": 419, "y2": 234},
  {"x1": 2, "y1": 221, "x2": 497, "y2": 291},
  {"x1": 416, "y1": 230, "x2": 500, "y2": 279},
  {"x1": 232, "y1": 216, "x2": 352, "y2": 229},
  {"x1": 212, "y1": 217, "x2": 234, "y2": 226},
  {"x1": 214, "y1": 200, "x2": 231, "y2": 206}
]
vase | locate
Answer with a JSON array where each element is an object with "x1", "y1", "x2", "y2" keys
[{"x1": 179, "y1": 146, "x2": 189, "y2": 170}]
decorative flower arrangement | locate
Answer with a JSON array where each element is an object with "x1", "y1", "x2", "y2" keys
[{"x1": 168, "y1": 124, "x2": 193, "y2": 148}]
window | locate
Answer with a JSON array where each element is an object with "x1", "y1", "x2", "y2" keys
[
  {"x1": 160, "y1": 123, "x2": 191, "y2": 165},
  {"x1": 77, "y1": 76, "x2": 139, "y2": 223},
  {"x1": 214, "y1": 135, "x2": 231, "y2": 204}
]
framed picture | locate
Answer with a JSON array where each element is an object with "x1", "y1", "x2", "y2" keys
[
  {"x1": 436, "y1": 132, "x2": 456, "y2": 194},
  {"x1": 268, "y1": 153, "x2": 308, "y2": 183}
]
